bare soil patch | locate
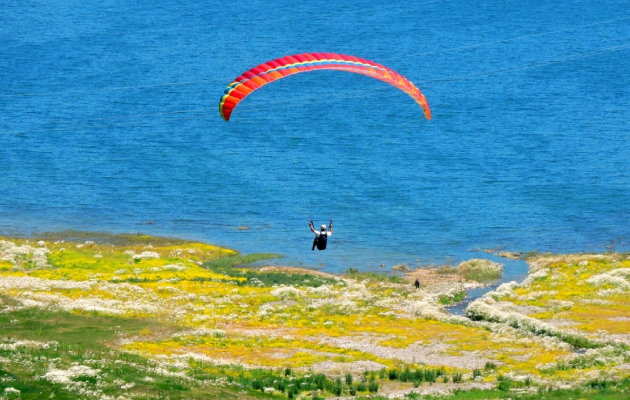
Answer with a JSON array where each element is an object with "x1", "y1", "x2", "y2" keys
[{"x1": 405, "y1": 268, "x2": 484, "y2": 290}]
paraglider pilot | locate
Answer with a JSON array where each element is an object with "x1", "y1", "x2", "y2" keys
[{"x1": 310, "y1": 220, "x2": 332, "y2": 251}]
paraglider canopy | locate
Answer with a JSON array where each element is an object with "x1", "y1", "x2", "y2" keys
[{"x1": 219, "y1": 52, "x2": 431, "y2": 121}]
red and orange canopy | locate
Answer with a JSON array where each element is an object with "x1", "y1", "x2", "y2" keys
[{"x1": 219, "y1": 52, "x2": 431, "y2": 121}]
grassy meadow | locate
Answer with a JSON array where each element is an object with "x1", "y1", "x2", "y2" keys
[{"x1": 0, "y1": 232, "x2": 628, "y2": 399}]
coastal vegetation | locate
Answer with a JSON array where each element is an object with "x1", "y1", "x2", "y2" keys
[
  {"x1": 0, "y1": 233, "x2": 628, "y2": 399},
  {"x1": 437, "y1": 258, "x2": 504, "y2": 282}
]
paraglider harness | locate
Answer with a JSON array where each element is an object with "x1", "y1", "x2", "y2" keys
[
  {"x1": 311, "y1": 220, "x2": 332, "y2": 251},
  {"x1": 313, "y1": 232, "x2": 327, "y2": 251}
]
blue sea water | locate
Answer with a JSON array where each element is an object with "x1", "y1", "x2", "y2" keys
[{"x1": 1, "y1": 0, "x2": 630, "y2": 275}]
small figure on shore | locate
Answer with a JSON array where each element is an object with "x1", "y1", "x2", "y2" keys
[
  {"x1": 414, "y1": 278, "x2": 420, "y2": 289},
  {"x1": 310, "y1": 220, "x2": 333, "y2": 251}
]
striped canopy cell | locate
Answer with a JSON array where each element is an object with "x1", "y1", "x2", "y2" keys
[{"x1": 219, "y1": 52, "x2": 431, "y2": 121}]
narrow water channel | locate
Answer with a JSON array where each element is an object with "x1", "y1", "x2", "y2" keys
[{"x1": 447, "y1": 254, "x2": 530, "y2": 316}]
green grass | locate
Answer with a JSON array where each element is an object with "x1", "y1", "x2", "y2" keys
[
  {"x1": 37, "y1": 230, "x2": 200, "y2": 247},
  {"x1": 0, "y1": 303, "x2": 271, "y2": 399},
  {"x1": 203, "y1": 254, "x2": 341, "y2": 287},
  {"x1": 0, "y1": 297, "x2": 169, "y2": 345},
  {"x1": 202, "y1": 253, "x2": 282, "y2": 270},
  {"x1": 344, "y1": 268, "x2": 407, "y2": 284},
  {"x1": 2, "y1": 305, "x2": 474, "y2": 400},
  {"x1": 228, "y1": 367, "x2": 373, "y2": 398},
  {"x1": 1, "y1": 302, "x2": 628, "y2": 400},
  {"x1": 422, "y1": 383, "x2": 630, "y2": 400},
  {"x1": 360, "y1": 378, "x2": 630, "y2": 399}
]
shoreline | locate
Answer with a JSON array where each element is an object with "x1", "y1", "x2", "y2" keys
[
  {"x1": 0, "y1": 230, "x2": 562, "y2": 312},
  {"x1": 1, "y1": 231, "x2": 629, "y2": 399}
]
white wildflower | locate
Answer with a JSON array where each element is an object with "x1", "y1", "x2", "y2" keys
[
  {"x1": 270, "y1": 286, "x2": 303, "y2": 299},
  {"x1": 307, "y1": 285, "x2": 336, "y2": 297},
  {"x1": 582, "y1": 298, "x2": 612, "y2": 305},
  {"x1": 587, "y1": 273, "x2": 630, "y2": 289},
  {"x1": 408, "y1": 300, "x2": 446, "y2": 319},
  {"x1": 0, "y1": 240, "x2": 15, "y2": 251},
  {"x1": 169, "y1": 249, "x2": 184, "y2": 257},
  {"x1": 3, "y1": 387, "x2": 20, "y2": 395},
  {"x1": 335, "y1": 299, "x2": 358, "y2": 314},
  {"x1": 466, "y1": 297, "x2": 560, "y2": 338},
  {"x1": 609, "y1": 268, "x2": 630, "y2": 277},
  {"x1": 248, "y1": 278, "x2": 265, "y2": 287},
  {"x1": 44, "y1": 365, "x2": 100, "y2": 384},
  {"x1": 162, "y1": 263, "x2": 186, "y2": 271},
  {"x1": 494, "y1": 281, "x2": 519, "y2": 297},
  {"x1": 521, "y1": 268, "x2": 549, "y2": 286},
  {"x1": 548, "y1": 299, "x2": 573, "y2": 310},
  {"x1": 0, "y1": 276, "x2": 94, "y2": 291},
  {"x1": 158, "y1": 278, "x2": 181, "y2": 283},
  {"x1": 597, "y1": 288, "x2": 624, "y2": 297},
  {"x1": 133, "y1": 251, "x2": 160, "y2": 260}
]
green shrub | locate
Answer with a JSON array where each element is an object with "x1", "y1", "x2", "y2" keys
[
  {"x1": 497, "y1": 375, "x2": 513, "y2": 391},
  {"x1": 331, "y1": 379, "x2": 342, "y2": 396},
  {"x1": 457, "y1": 259, "x2": 503, "y2": 282},
  {"x1": 203, "y1": 254, "x2": 340, "y2": 288},
  {"x1": 400, "y1": 366, "x2": 412, "y2": 382},
  {"x1": 425, "y1": 369, "x2": 436, "y2": 383},
  {"x1": 438, "y1": 290, "x2": 467, "y2": 305}
]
